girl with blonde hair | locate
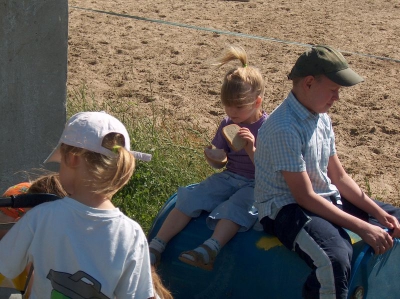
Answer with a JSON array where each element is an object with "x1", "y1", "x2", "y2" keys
[
  {"x1": 0, "y1": 111, "x2": 154, "y2": 298},
  {"x1": 149, "y1": 45, "x2": 268, "y2": 271}
]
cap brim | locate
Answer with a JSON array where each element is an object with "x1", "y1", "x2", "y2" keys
[
  {"x1": 326, "y1": 68, "x2": 364, "y2": 87},
  {"x1": 44, "y1": 146, "x2": 152, "y2": 163},
  {"x1": 44, "y1": 145, "x2": 62, "y2": 163}
]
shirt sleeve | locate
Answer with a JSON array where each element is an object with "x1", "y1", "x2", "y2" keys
[
  {"x1": 114, "y1": 228, "x2": 154, "y2": 299},
  {"x1": 0, "y1": 214, "x2": 33, "y2": 278}
]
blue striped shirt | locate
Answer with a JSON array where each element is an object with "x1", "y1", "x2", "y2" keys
[{"x1": 254, "y1": 92, "x2": 340, "y2": 220}]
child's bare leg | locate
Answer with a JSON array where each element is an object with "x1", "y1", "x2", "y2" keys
[
  {"x1": 149, "y1": 208, "x2": 191, "y2": 266},
  {"x1": 156, "y1": 208, "x2": 192, "y2": 243},
  {"x1": 179, "y1": 219, "x2": 240, "y2": 270},
  {"x1": 211, "y1": 218, "x2": 240, "y2": 247}
]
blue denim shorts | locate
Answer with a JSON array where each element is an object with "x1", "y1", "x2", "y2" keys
[{"x1": 175, "y1": 171, "x2": 257, "y2": 232}]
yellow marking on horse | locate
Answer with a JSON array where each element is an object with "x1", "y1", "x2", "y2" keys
[
  {"x1": 346, "y1": 230, "x2": 362, "y2": 244},
  {"x1": 256, "y1": 236, "x2": 283, "y2": 250}
]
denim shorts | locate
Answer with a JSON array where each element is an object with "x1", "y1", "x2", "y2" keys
[{"x1": 175, "y1": 171, "x2": 257, "y2": 232}]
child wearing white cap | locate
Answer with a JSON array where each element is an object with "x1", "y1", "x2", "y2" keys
[{"x1": 0, "y1": 111, "x2": 154, "y2": 298}]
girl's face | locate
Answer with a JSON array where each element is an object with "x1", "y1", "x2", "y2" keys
[{"x1": 224, "y1": 97, "x2": 262, "y2": 124}]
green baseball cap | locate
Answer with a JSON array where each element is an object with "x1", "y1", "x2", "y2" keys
[{"x1": 288, "y1": 45, "x2": 364, "y2": 86}]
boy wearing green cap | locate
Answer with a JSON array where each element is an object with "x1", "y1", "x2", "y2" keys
[{"x1": 254, "y1": 45, "x2": 400, "y2": 299}]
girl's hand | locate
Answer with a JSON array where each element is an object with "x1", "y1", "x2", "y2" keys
[
  {"x1": 238, "y1": 128, "x2": 256, "y2": 163},
  {"x1": 204, "y1": 145, "x2": 227, "y2": 169},
  {"x1": 238, "y1": 127, "x2": 255, "y2": 152}
]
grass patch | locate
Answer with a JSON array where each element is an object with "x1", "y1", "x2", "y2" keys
[{"x1": 67, "y1": 83, "x2": 216, "y2": 232}]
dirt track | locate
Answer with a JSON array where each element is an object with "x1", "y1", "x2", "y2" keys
[{"x1": 68, "y1": 0, "x2": 400, "y2": 204}]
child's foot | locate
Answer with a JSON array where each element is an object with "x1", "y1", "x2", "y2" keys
[
  {"x1": 149, "y1": 237, "x2": 166, "y2": 268},
  {"x1": 178, "y1": 244, "x2": 216, "y2": 271},
  {"x1": 150, "y1": 247, "x2": 161, "y2": 268}
]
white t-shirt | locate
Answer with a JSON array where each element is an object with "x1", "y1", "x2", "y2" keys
[{"x1": 0, "y1": 197, "x2": 154, "y2": 299}]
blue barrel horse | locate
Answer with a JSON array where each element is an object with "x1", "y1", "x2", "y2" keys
[{"x1": 148, "y1": 184, "x2": 400, "y2": 299}]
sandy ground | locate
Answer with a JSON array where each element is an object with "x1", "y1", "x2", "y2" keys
[{"x1": 67, "y1": 0, "x2": 400, "y2": 205}]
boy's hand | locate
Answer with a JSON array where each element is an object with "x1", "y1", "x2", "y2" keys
[
  {"x1": 359, "y1": 223, "x2": 394, "y2": 255},
  {"x1": 379, "y1": 214, "x2": 400, "y2": 239}
]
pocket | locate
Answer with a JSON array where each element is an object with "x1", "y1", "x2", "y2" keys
[{"x1": 274, "y1": 204, "x2": 311, "y2": 250}]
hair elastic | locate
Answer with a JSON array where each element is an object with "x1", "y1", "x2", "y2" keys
[
  {"x1": 243, "y1": 63, "x2": 247, "y2": 68},
  {"x1": 112, "y1": 145, "x2": 121, "y2": 154}
]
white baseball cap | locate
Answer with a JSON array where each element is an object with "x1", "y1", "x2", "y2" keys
[{"x1": 44, "y1": 111, "x2": 152, "y2": 163}]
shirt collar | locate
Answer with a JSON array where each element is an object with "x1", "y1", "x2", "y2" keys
[{"x1": 287, "y1": 91, "x2": 319, "y2": 121}]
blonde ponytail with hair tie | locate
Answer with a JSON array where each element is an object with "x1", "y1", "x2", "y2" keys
[{"x1": 112, "y1": 145, "x2": 121, "y2": 154}]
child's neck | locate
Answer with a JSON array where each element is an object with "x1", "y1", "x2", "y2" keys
[
  {"x1": 69, "y1": 190, "x2": 115, "y2": 209},
  {"x1": 67, "y1": 159, "x2": 115, "y2": 209},
  {"x1": 240, "y1": 110, "x2": 263, "y2": 125}
]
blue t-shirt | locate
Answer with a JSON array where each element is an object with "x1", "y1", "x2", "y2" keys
[{"x1": 212, "y1": 111, "x2": 268, "y2": 179}]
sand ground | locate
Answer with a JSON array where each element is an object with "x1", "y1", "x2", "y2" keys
[{"x1": 67, "y1": 0, "x2": 400, "y2": 205}]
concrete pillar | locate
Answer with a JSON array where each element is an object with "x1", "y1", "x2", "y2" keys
[{"x1": 0, "y1": 0, "x2": 68, "y2": 192}]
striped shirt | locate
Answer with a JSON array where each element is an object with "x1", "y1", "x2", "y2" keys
[{"x1": 254, "y1": 92, "x2": 340, "y2": 220}]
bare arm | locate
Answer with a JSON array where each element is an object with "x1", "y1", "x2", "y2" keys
[
  {"x1": 282, "y1": 167, "x2": 394, "y2": 254},
  {"x1": 328, "y1": 154, "x2": 400, "y2": 238}
]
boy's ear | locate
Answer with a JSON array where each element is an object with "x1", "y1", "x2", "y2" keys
[{"x1": 303, "y1": 75, "x2": 315, "y2": 90}]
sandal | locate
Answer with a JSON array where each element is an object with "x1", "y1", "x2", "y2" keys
[
  {"x1": 178, "y1": 244, "x2": 216, "y2": 271},
  {"x1": 149, "y1": 247, "x2": 161, "y2": 268}
]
